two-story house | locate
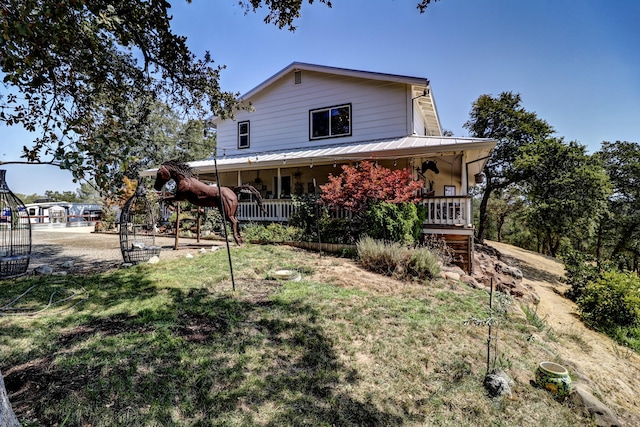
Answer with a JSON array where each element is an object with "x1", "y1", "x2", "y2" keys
[{"x1": 145, "y1": 62, "x2": 497, "y2": 271}]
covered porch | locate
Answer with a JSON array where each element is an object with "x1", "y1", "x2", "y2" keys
[
  {"x1": 142, "y1": 135, "x2": 494, "y2": 273},
  {"x1": 182, "y1": 135, "x2": 493, "y2": 199}
]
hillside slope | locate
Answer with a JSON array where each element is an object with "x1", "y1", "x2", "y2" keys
[{"x1": 488, "y1": 240, "x2": 640, "y2": 425}]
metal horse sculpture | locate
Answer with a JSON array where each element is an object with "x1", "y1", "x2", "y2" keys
[{"x1": 153, "y1": 160, "x2": 266, "y2": 245}]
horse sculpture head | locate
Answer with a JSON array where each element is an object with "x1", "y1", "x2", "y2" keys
[
  {"x1": 154, "y1": 160, "x2": 195, "y2": 191},
  {"x1": 154, "y1": 165, "x2": 171, "y2": 191},
  {"x1": 421, "y1": 160, "x2": 439, "y2": 175}
]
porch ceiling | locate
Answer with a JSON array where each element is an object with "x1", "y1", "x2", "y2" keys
[{"x1": 141, "y1": 135, "x2": 496, "y2": 178}]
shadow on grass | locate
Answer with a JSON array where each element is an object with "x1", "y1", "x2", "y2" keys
[
  {"x1": 29, "y1": 242, "x2": 123, "y2": 274},
  {"x1": 3, "y1": 267, "x2": 404, "y2": 426}
]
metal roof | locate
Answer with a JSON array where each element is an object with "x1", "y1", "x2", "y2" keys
[{"x1": 141, "y1": 135, "x2": 496, "y2": 176}]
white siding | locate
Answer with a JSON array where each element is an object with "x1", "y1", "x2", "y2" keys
[{"x1": 216, "y1": 70, "x2": 409, "y2": 156}]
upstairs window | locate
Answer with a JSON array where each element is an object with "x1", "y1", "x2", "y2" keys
[
  {"x1": 310, "y1": 104, "x2": 351, "y2": 140},
  {"x1": 238, "y1": 121, "x2": 250, "y2": 149}
]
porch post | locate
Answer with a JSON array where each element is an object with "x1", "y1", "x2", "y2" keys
[
  {"x1": 237, "y1": 170, "x2": 242, "y2": 186},
  {"x1": 461, "y1": 151, "x2": 468, "y2": 195},
  {"x1": 277, "y1": 168, "x2": 282, "y2": 198}
]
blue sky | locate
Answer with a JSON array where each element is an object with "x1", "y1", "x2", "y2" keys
[{"x1": 2, "y1": 0, "x2": 639, "y2": 195}]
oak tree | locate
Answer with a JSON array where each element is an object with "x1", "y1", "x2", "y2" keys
[
  {"x1": 514, "y1": 138, "x2": 610, "y2": 257},
  {"x1": 0, "y1": 0, "x2": 235, "y2": 195},
  {"x1": 595, "y1": 141, "x2": 640, "y2": 270},
  {"x1": 464, "y1": 92, "x2": 555, "y2": 242}
]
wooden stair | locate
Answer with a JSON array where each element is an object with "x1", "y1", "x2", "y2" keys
[{"x1": 442, "y1": 234, "x2": 473, "y2": 274}]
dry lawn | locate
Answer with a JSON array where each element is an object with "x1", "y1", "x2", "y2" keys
[
  {"x1": 488, "y1": 240, "x2": 640, "y2": 425},
  {"x1": 5, "y1": 229, "x2": 640, "y2": 425}
]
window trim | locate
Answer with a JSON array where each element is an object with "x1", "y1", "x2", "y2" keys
[
  {"x1": 238, "y1": 120, "x2": 250, "y2": 149},
  {"x1": 309, "y1": 103, "x2": 352, "y2": 140}
]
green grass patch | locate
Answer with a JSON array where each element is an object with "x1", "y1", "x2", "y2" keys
[{"x1": 1, "y1": 245, "x2": 587, "y2": 426}]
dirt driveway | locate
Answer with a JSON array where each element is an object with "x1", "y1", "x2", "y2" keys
[{"x1": 29, "y1": 226, "x2": 225, "y2": 275}]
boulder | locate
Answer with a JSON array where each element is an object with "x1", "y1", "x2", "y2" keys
[
  {"x1": 570, "y1": 383, "x2": 621, "y2": 427},
  {"x1": 470, "y1": 244, "x2": 533, "y2": 300},
  {"x1": 444, "y1": 271, "x2": 461, "y2": 281},
  {"x1": 460, "y1": 274, "x2": 481, "y2": 289},
  {"x1": 61, "y1": 260, "x2": 75, "y2": 268},
  {"x1": 484, "y1": 368, "x2": 513, "y2": 398},
  {"x1": 34, "y1": 265, "x2": 54, "y2": 275}
]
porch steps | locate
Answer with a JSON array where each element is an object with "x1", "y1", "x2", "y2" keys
[{"x1": 441, "y1": 234, "x2": 473, "y2": 274}]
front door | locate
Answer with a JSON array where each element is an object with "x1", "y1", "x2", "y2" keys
[{"x1": 274, "y1": 176, "x2": 291, "y2": 198}]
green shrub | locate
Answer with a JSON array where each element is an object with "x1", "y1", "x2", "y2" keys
[
  {"x1": 577, "y1": 271, "x2": 640, "y2": 331},
  {"x1": 289, "y1": 195, "x2": 323, "y2": 240},
  {"x1": 562, "y1": 249, "x2": 601, "y2": 301},
  {"x1": 318, "y1": 217, "x2": 359, "y2": 244},
  {"x1": 289, "y1": 195, "x2": 358, "y2": 244},
  {"x1": 242, "y1": 223, "x2": 301, "y2": 243},
  {"x1": 406, "y1": 247, "x2": 441, "y2": 281},
  {"x1": 199, "y1": 207, "x2": 224, "y2": 233},
  {"x1": 356, "y1": 236, "x2": 440, "y2": 281},
  {"x1": 362, "y1": 202, "x2": 420, "y2": 244},
  {"x1": 609, "y1": 325, "x2": 640, "y2": 353},
  {"x1": 290, "y1": 196, "x2": 427, "y2": 246}
]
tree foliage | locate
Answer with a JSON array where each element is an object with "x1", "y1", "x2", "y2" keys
[
  {"x1": 76, "y1": 181, "x2": 102, "y2": 203},
  {"x1": 464, "y1": 92, "x2": 555, "y2": 242},
  {"x1": 514, "y1": 138, "x2": 610, "y2": 256},
  {"x1": 594, "y1": 141, "x2": 640, "y2": 269},
  {"x1": 485, "y1": 186, "x2": 526, "y2": 243},
  {"x1": 1, "y1": 0, "x2": 439, "y2": 196},
  {"x1": 319, "y1": 161, "x2": 423, "y2": 215},
  {"x1": 0, "y1": 0, "x2": 234, "y2": 194},
  {"x1": 238, "y1": 0, "x2": 441, "y2": 30}
]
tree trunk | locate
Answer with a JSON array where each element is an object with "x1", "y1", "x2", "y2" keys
[
  {"x1": 0, "y1": 370, "x2": 20, "y2": 427},
  {"x1": 611, "y1": 222, "x2": 637, "y2": 258},
  {"x1": 595, "y1": 223, "x2": 603, "y2": 262},
  {"x1": 476, "y1": 180, "x2": 493, "y2": 244}
]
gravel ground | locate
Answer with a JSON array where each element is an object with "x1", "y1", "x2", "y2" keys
[{"x1": 28, "y1": 226, "x2": 226, "y2": 275}]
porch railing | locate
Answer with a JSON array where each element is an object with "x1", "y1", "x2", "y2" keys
[
  {"x1": 238, "y1": 199, "x2": 295, "y2": 222},
  {"x1": 420, "y1": 196, "x2": 472, "y2": 228},
  {"x1": 237, "y1": 199, "x2": 352, "y2": 222},
  {"x1": 238, "y1": 196, "x2": 472, "y2": 227}
]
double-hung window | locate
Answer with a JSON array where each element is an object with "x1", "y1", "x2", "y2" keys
[
  {"x1": 238, "y1": 121, "x2": 250, "y2": 149},
  {"x1": 309, "y1": 104, "x2": 351, "y2": 140}
]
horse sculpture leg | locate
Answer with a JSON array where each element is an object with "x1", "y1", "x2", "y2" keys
[
  {"x1": 220, "y1": 190, "x2": 243, "y2": 245},
  {"x1": 228, "y1": 216, "x2": 243, "y2": 245}
]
